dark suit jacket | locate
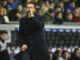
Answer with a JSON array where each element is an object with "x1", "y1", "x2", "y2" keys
[
  {"x1": 70, "y1": 54, "x2": 80, "y2": 60},
  {"x1": 0, "y1": 38, "x2": 11, "y2": 60},
  {"x1": 18, "y1": 14, "x2": 50, "y2": 60}
]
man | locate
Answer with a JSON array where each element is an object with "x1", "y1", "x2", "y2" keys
[
  {"x1": 0, "y1": 31, "x2": 11, "y2": 60},
  {"x1": 44, "y1": 8, "x2": 55, "y2": 24},
  {"x1": 0, "y1": 7, "x2": 10, "y2": 24},
  {"x1": 0, "y1": 0, "x2": 8, "y2": 10},
  {"x1": 18, "y1": 3, "x2": 50, "y2": 60},
  {"x1": 62, "y1": 50, "x2": 71, "y2": 60},
  {"x1": 71, "y1": 48, "x2": 80, "y2": 60}
]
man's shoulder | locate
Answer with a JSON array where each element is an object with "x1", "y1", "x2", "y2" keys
[{"x1": 20, "y1": 16, "x2": 27, "y2": 22}]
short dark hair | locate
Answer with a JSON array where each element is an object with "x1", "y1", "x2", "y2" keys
[
  {"x1": 56, "y1": 11, "x2": 62, "y2": 16},
  {"x1": 26, "y1": 2, "x2": 34, "y2": 6},
  {"x1": 54, "y1": 50, "x2": 61, "y2": 55},
  {"x1": 62, "y1": 50, "x2": 68, "y2": 55},
  {"x1": 0, "y1": 30, "x2": 8, "y2": 35},
  {"x1": 26, "y1": 3, "x2": 35, "y2": 8},
  {"x1": 74, "y1": 48, "x2": 79, "y2": 53},
  {"x1": 26, "y1": 3, "x2": 35, "y2": 9}
]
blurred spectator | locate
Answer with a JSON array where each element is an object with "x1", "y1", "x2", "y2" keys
[
  {"x1": 0, "y1": 31, "x2": 11, "y2": 60},
  {"x1": 33, "y1": 0, "x2": 39, "y2": 8},
  {"x1": 41, "y1": 1, "x2": 50, "y2": 14},
  {"x1": 27, "y1": 0, "x2": 32, "y2": 3},
  {"x1": 49, "y1": 2, "x2": 55, "y2": 9},
  {"x1": 57, "y1": 1, "x2": 64, "y2": 12},
  {"x1": 36, "y1": 8, "x2": 43, "y2": 16},
  {"x1": 44, "y1": 1, "x2": 50, "y2": 8},
  {"x1": 72, "y1": 8, "x2": 80, "y2": 22},
  {"x1": 62, "y1": 50, "x2": 71, "y2": 60},
  {"x1": 16, "y1": 3, "x2": 23, "y2": 19},
  {"x1": 57, "y1": 50, "x2": 63, "y2": 60},
  {"x1": 65, "y1": 1, "x2": 76, "y2": 13},
  {"x1": 63, "y1": 0, "x2": 70, "y2": 8},
  {"x1": 55, "y1": 6, "x2": 62, "y2": 13},
  {"x1": 0, "y1": 0, "x2": 8, "y2": 10},
  {"x1": 20, "y1": 0, "x2": 32, "y2": 6},
  {"x1": 71, "y1": 48, "x2": 80, "y2": 60},
  {"x1": 64, "y1": 13, "x2": 74, "y2": 22},
  {"x1": 54, "y1": 12, "x2": 63, "y2": 24},
  {"x1": 0, "y1": 7, "x2": 10, "y2": 24},
  {"x1": 33, "y1": 0, "x2": 43, "y2": 13},
  {"x1": 63, "y1": 9, "x2": 71, "y2": 19},
  {"x1": 7, "y1": 0, "x2": 19, "y2": 11},
  {"x1": 52, "y1": 50, "x2": 63, "y2": 60},
  {"x1": 44, "y1": 9, "x2": 55, "y2": 24},
  {"x1": 8, "y1": 3, "x2": 23, "y2": 21},
  {"x1": 63, "y1": 0, "x2": 69, "y2": 3}
]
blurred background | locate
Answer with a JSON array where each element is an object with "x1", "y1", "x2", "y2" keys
[{"x1": 0, "y1": 0, "x2": 80, "y2": 60}]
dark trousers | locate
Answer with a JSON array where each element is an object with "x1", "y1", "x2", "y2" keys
[
  {"x1": 15, "y1": 48, "x2": 31, "y2": 60},
  {"x1": 0, "y1": 49, "x2": 11, "y2": 60},
  {"x1": 21, "y1": 49, "x2": 31, "y2": 60}
]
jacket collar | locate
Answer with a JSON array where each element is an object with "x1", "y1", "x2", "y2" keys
[{"x1": 0, "y1": 38, "x2": 5, "y2": 43}]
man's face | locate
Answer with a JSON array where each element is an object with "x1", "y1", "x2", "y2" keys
[
  {"x1": 55, "y1": 8, "x2": 61, "y2": 13},
  {"x1": 2, "y1": 1, "x2": 7, "y2": 6},
  {"x1": 67, "y1": 13, "x2": 73, "y2": 20},
  {"x1": 74, "y1": 9, "x2": 79, "y2": 17},
  {"x1": 64, "y1": 52, "x2": 69, "y2": 59},
  {"x1": 59, "y1": 2, "x2": 64, "y2": 8},
  {"x1": 8, "y1": 0, "x2": 14, "y2": 4},
  {"x1": 57, "y1": 13, "x2": 62, "y2": 19},
  {"x1": 75, "y1": 50, "x2": 80, "y2": 56},
  {"x1": 1, "y1": 33, "x2": 8, "y2": 40},
  {"x1": 17, "y1": 5, "x2": 23, "y2": 12},
  {"x1": 70, "y1": 2, "x2": 75, "y2": 8},
  {"x1": 26, "y1": 4, "x2": 35, "y2": 13}
]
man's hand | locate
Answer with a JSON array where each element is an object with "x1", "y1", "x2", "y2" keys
[
  {"x1": 28, "y1": 9, "x2": 35, "y2": 18},
  {"x1": 16, "y1": 13, "x2": 22, "y2": 19},
  {"x1": 21, "y1": 44, "x2": 28, "y2": 51}
]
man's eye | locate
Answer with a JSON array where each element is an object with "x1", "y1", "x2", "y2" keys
[{"x1": 27, "y1": 7, "x2": 29, "y2": 8}]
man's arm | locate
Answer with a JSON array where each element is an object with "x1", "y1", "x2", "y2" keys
[
  {"x1": 19, "y1": 19, "x2": 28, "y2": 51},
  {"x1": 18, "y1": 19, "x2": 25, "y2": 47}
]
